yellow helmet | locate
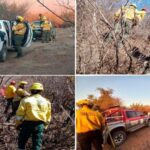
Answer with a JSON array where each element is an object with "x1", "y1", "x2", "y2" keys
[
  {"x1": 19, "y1": 81, "x2": 28, "y2": 86},
  {"x1": 42, "y1": 16, "x2": 47, "y2": 20},
  {"x1": 76, "y1": 99, "x2": 93, "y2": 107},
  {"x1": 30, "y1": 83, "x2": 44, "y2": 91},
  {"x1": 16, "y1": 16, "x2": 24, "y2": 22}
]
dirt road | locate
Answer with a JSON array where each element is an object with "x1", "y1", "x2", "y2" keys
[
  {"x1": 104, "y1": 127, "x2": 150, "y2": 150},
  {"x1": 0, "y1": 27, "x2": 74, "y2": 75}
]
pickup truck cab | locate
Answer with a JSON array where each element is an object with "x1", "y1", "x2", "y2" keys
[
  {"x1": 0, "y1": 20, "x2": 33, "y2": 62},
  {"x1": 103, "y1": 107, "x2": 150, "y2": 146}
]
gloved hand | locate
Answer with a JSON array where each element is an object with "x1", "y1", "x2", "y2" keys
[{"x1": 16, "y1": 124, "x2": 22, "y2": 131}]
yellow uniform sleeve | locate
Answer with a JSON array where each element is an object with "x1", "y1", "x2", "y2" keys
[
  {"x1": 12, "y1": 86, "x2": 16, "y2": 97},
  {"x1": 13, "y1": 23, "x2": 25, "y2": 31},
  {"x1": 98, "y1": 112, "x2": 105, "y2": 129},
  {"x1": 115, "y1": 8, "x2": 121, "y2": 17},
  {"x1": 17, "y1": 89, "x2": 30, "y2": 97},
  {"x1": 114, "y1": 7, "x2": 126, "y2": 20},
  {"x1": 12, "y1": 86, "x2": 16, "y2": 93},
  {"x1": 16, "y1": 100, "x2": 26, "y2": 126},
  {"x1": 45, "y1": 102, "x2": 51, "y2": 129}
]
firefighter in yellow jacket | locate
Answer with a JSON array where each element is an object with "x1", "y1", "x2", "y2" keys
[
  {"x1": 39, "y1": 13, "x2": 44, "y2": 25},
  {"x1": 76, "y1": 99, "x2": 105, "y2": 150},
  {"x1": 12, "y1": 16, "x2": 27, "y2": 58},
  {"x1": 6, "y1": 81, "x2": 30, "y2": 122},
  {"x1": 114, "y1": 3, "x2": 138, "y2": 34},
  {"x1": 16, "y1": 82, "x2": 51, "y2": 150},
  {"x1": 4, "y1": 81, "x2": 16, "y2": 114},
  {"x1": 135, "y1": 8, "x2": 147, "y2": 23},
  {"x1": 41, "y1": 16, "x2": 52, "y2": 43}
]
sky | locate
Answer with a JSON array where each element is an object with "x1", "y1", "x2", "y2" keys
[
  {"x1": 113, "y1": 0, "x2": 150, "y2": 12},
  {"x1": 76, "y1": 76, "x2": 150, "y2": 106},
  {"x1": 5, "y1": 0, "x2": 74, "y2": 14},
  {"x1": 130, "y1": 0, "x2": 150, "y2": 9}
]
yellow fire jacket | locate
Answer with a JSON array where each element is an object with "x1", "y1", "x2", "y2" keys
[
  {"x1": 16, "y1": 94, "x2": 51, "y2": 128},
  {"x1": 5, "y1": 85, "x2": 16, "y2": 99},
  {"x1": 41, "y1": 21, "x2": 52, "y2": 31},
  {"x1": 13, "y1": 88, "x2": 30, "y2": 102},
  {"x1": 76, "y1": 106, "x2": 105, "y2": 133},
  {"x1": 115, "y1": 6, "x2": 138, "y2": 21},
  {"x1": 12, "y1": 23, "x2": 27, "y2": 35}
]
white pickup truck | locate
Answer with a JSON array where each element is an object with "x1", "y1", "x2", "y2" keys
[{"x1": 0, "y1": 20, "x2": 33, "y2": 62}]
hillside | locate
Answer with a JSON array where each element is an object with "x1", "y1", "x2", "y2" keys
[
  {"x1": 77, "y1": 0, "x2": 150, "y2": 74},
  {"x1": 0, "y1": 76, "x2": 74, "y2": 150}
]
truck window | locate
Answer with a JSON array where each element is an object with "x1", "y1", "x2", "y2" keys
[
  {"x1": 126, "y1": 111, "x2": 137, "y2": 118},
  {"x1": 3, "y1": 22, "x2": 11, "y2": 45},
  {"x1": 106, "y1": 111, "x2": 123, "y2": 123},
  {"x1": 136, "y1": 111, "x2": 144, "y2": 116},
  {"x1": 4, "y1": 22, "x2": 9, "y2": 34},
  {"x1": 33, "y1": 21, "x2": 41, "y2": 28}
]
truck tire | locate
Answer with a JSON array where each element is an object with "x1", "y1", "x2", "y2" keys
[
  {"x1": 0, "y1": 44, "x2": 7, "y2": 62},
  {"x1": 111, "y1": 130, "x2": 127, "y2": 146}
]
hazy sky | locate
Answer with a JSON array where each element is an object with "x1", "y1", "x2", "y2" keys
[
  {"x1": 6, "y1": 0, "x2": 74, "y2": 14},
  {"x1": 131, "y1": 0, "x2": 150, "y2": 9},
  {"x1": 111, "y1": 0, "x2": 150, "y2": 12},
  {"x1": 76, "y1": 76, "x2": 150, "y2": 106}
]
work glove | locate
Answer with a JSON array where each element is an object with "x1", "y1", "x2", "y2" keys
[{"x1": 16, "y1": 124, "x2": 22, "y2": 131}]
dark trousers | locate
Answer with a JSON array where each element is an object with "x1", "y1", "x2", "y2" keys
[
  {"x1": 6, "y1": 101, "x2": 20, "y2": 121},
  {"x1": 77, "y1": 130, "x2": 103, "y2": 150},
  {"x1": 18, "y1": 121, "x2": 44, "y2": 150},
  {"x1": 14, "y1": 35, "x2": 24, "y2": 57},
  {"x1": 4, "y1": 98, "x2": 13, "y2": 114},
  {"x1": 42, "y1": 31, "x2": 50, "y2": 43}
]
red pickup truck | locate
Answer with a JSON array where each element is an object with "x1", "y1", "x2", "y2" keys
[{"x1": 103, "y1": 107, "x2": 150, "y2": 146}]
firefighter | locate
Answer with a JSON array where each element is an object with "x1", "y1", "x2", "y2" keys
[
  {"x1": 6, "y1": 81, "x2": 30, "y2": 122},
  {"x1": 76, "y1": 99, "x2": 105, "y2": 150},
  {"x1": 49, "y1": 22, "x2": 56, "y2": 41},
  {"x1": 31, "y1": 23, "x2": 36, "y2": 41},
  {"x1": 4, "y1": 81, "x2": 16, "y2": 114},
  {"x1": 39, "y1": 13, "x2": 44, "y2": 25},
  {"x1": 16, "y1": 82, "x2": 51, "y2": 150},
  {"x1": 49, "y1": 21, "x2": 53, "y2": 41},
  {"x1": 140, "y1": 8, "x2": 147, "y2": 20},
  {"x1": 0, "y1": 85, "x2": 6, "y2": 99},
  {"x1": 12, "y1": 16, "x2": 27, "y2": 58},
  {"x1": 135, "y1": 8, "x2": 147, "y2": 23},
  {"x1": 114, "y1": 3, "x2": 138, "y2": 35},
  {"x1": 41, "y1": 17, "x2": 52, "y2": 43}
]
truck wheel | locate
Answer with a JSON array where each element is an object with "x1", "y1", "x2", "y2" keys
[
  {"x1": 112, "y1": 130, "x2": 127, "y2": 146},
  {"x1": 0, "y1": 44, "x2": 7, "y2": 62}
]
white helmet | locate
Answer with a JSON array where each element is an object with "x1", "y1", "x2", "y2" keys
[{"x1": 130, "y1": 3, "x2": 137, "y2": 8}]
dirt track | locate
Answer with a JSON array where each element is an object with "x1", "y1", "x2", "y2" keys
[
  {"x1": 0, "y1": 27, "x2": 74, "y2": 75},
  {"x1": 104, "y1": 127, "x2": 150, "y2": 150}
]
